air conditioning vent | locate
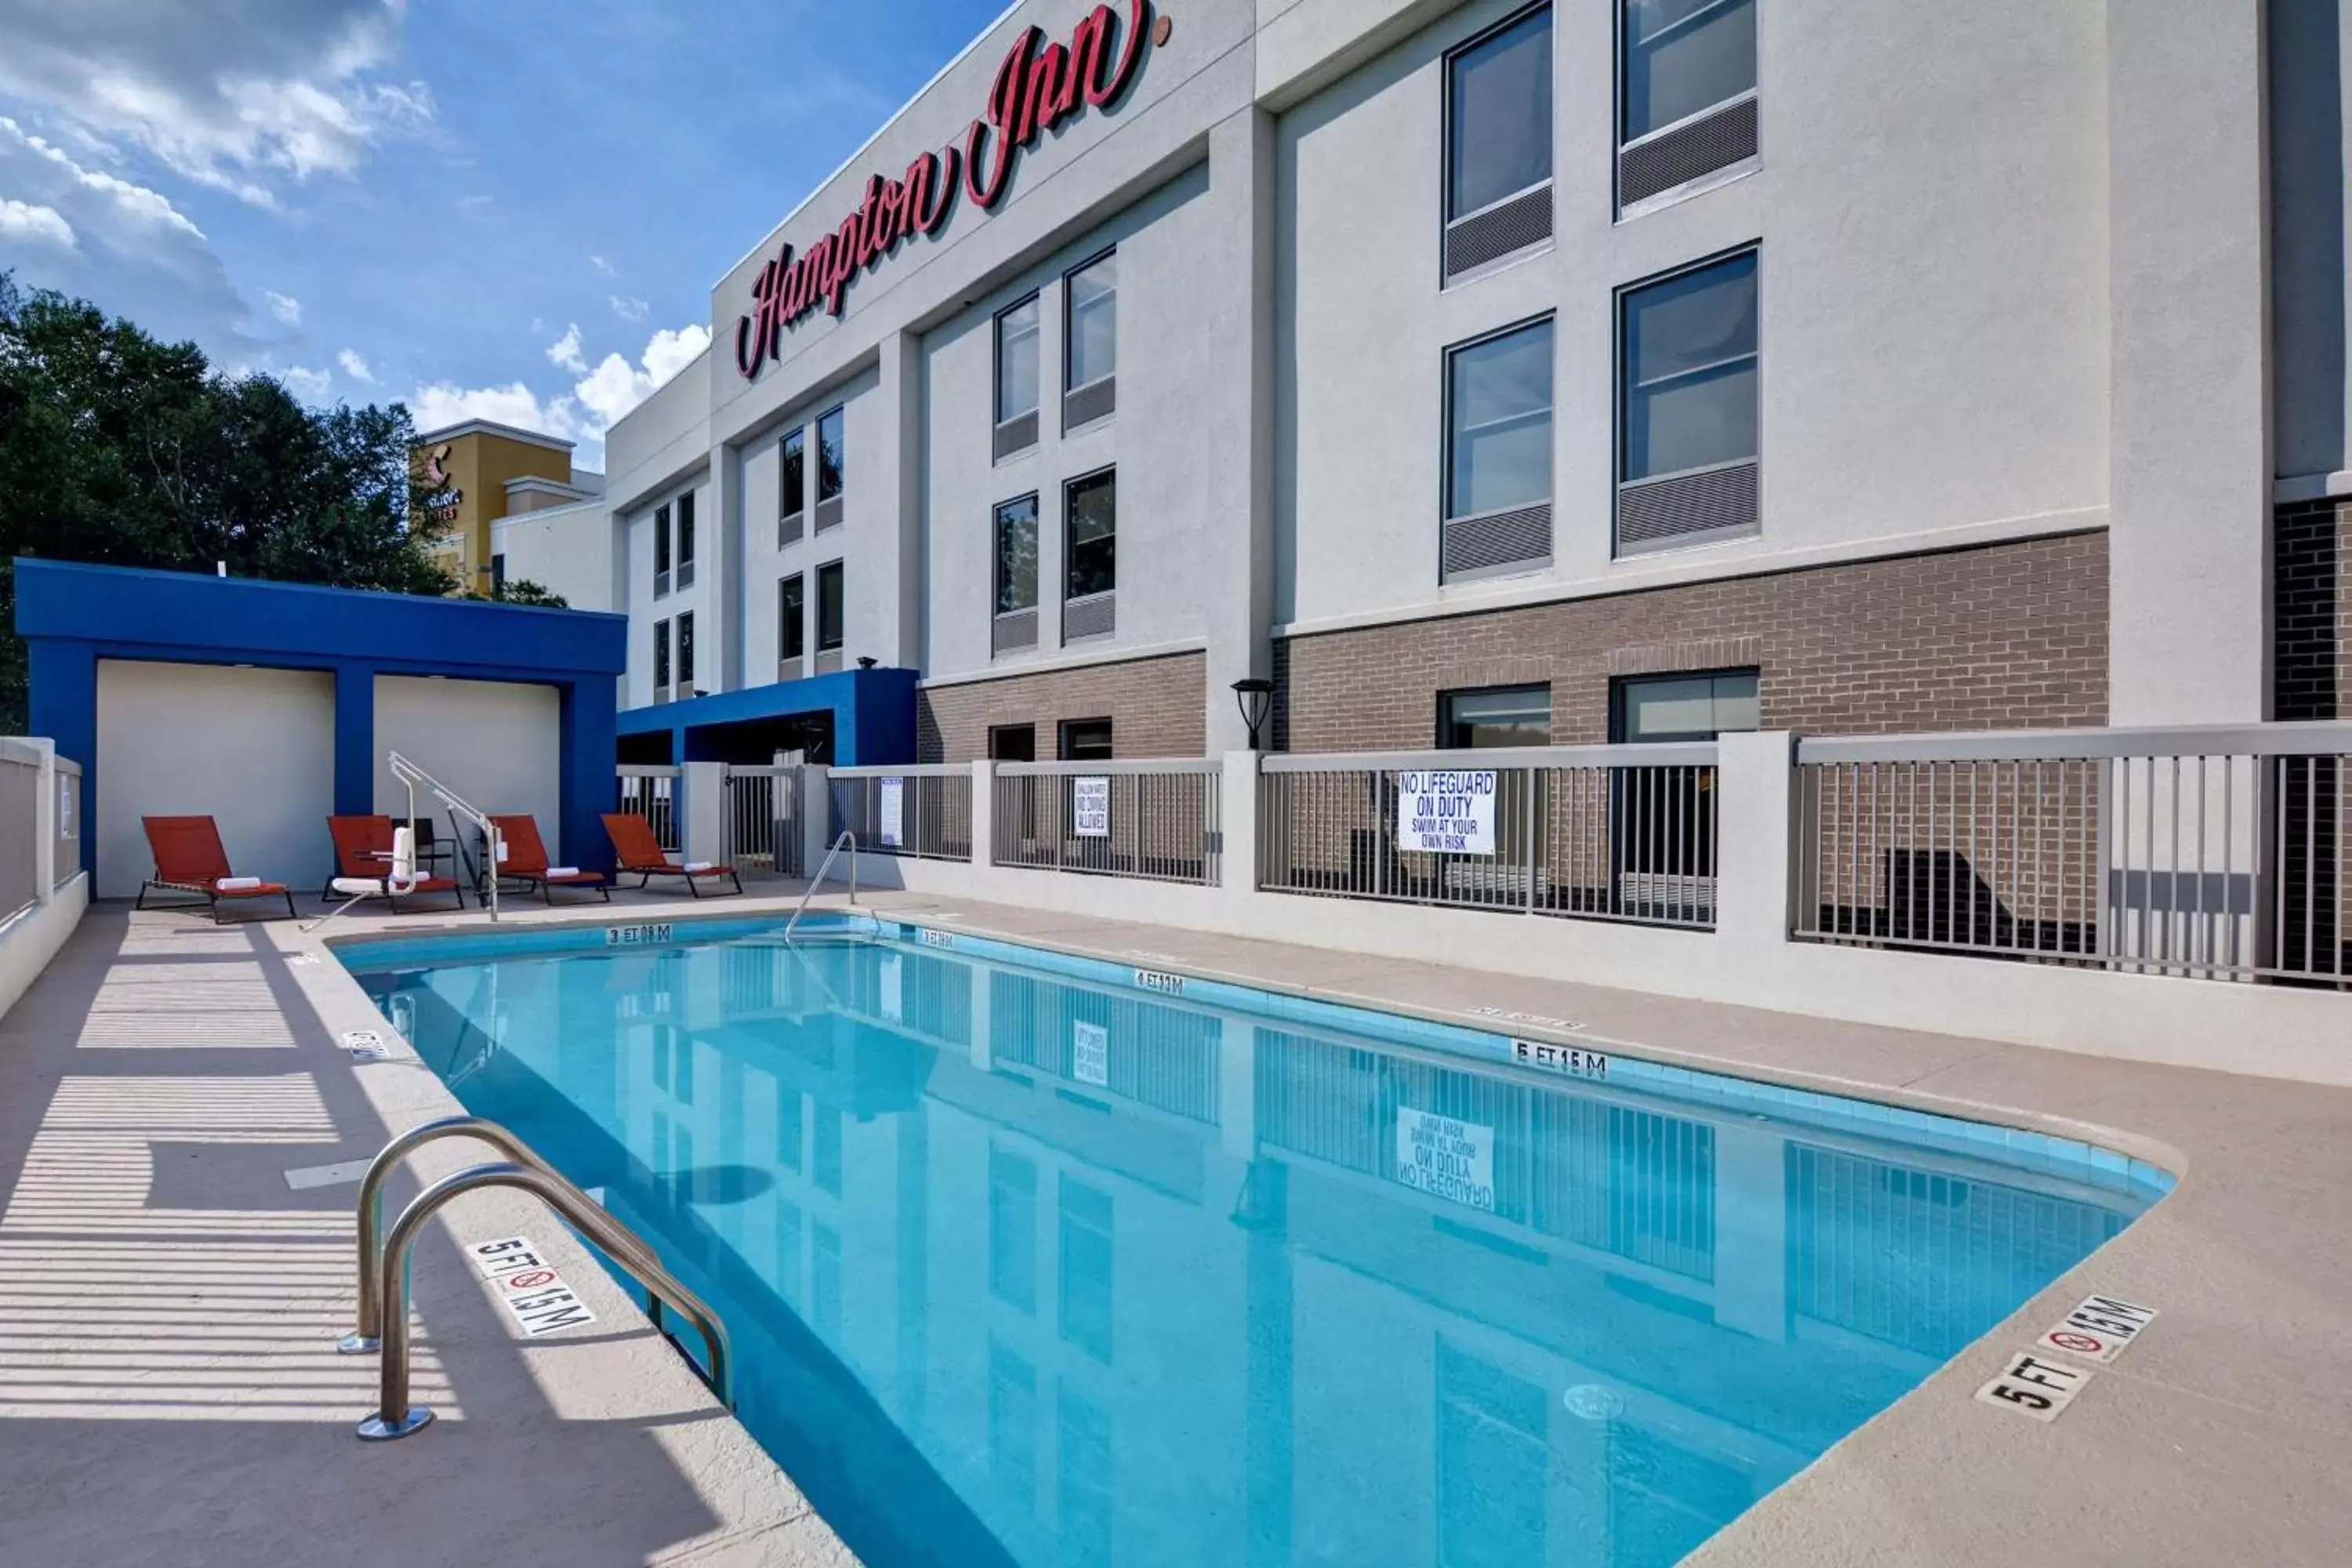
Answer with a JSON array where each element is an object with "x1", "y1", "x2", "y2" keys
[
  {"x1": 993, "y1": 608, "x2": 1038, "y2": 655},
  {"x1": 1443, "y1": 183, "x2": 1554, "y2": 281},
  {"x1": 777, "y1": 657, "x2": 803, "y2": 684},
  {"x1": 993, "y1": 409, "x2": 1039, "y2": 460},
  {"x1": 653, "y1": 568, "x2": 670, "y2": 597},
  {"x1": 675, "y1": 560, "x2": 695, "y2": 590},
  {"x1": 1617, "y1": 462, "x2": 1760, "y2": 553},
  {"x1": 814, "y1": 496, "x2": 844, "y2": 533},
  {"x1": 779, "y1": 510, "x2": 804, "y2": 547},
  {"x1": 1063, "y1": 590, "x2": 1115, "y2": 641},
  {"x1": 814, "y1": 649, "x2": 844, "y2": 675},
  {"x1": 1620, "y1": 96, "x2": 1759, "y2": 212},
  {"x1": 1441, "y1": 503, "x2": 1553, "y2": 582},
  {"x1": 1063, "y1": 376, "x2": 1116, "y2": 432}
]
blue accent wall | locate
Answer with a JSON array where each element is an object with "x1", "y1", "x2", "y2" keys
[
  {"x1": 14, "y1": 558, "x2": 629, "y2": 875},
  {"x1": 615, "y1": 666, "x2": 918, "y2": 767}
]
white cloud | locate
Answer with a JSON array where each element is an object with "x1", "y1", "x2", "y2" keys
[
  {"x1": 281, "y1": 364, "x2": 332, "y2": 401},
  {"x1": 408, "y1": 380, "x2": 586, "y2": 444},
  {"x1": 2, "y1": 117, "x2": 205, "y2": 240},
  {"x1": 571, "y1": 324, "x2": 712, "y2": 430},
  {"x1": 545, "y1": 322, "x2": 586, "y2": 375},
  {"x1": 609, "y1": 294, "x2": 648, "y2": 323},
  {"x1": 0, "y1": 198, "x2": 74, "y2": 249},
  {"x1": 337, "y1": 348, "x2": 374, "y2": 383},
  {"x1": 265, "y1": 289, "x2": 302, "y2": 325},
  {"x1": 590, "y1": 254, "x2": 616, "y2": 278},
  {"x1": 0, "y1": 1, "x2": 432, "y2": 205}
]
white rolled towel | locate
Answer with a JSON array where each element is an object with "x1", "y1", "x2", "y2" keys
[
  {"x1": 683, "y1": 861, "x2": 716, "y2": 873},
  {"x1": 545, "y1": 866, "x2": 579, "y2": 877},
  {"x1": 216, "y1": 876, "x2": 263, "y2": 891}
]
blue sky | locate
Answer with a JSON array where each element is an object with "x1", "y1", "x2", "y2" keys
[{"x1": 0, "y1": 0, "x2": 1008, "y2": 469}]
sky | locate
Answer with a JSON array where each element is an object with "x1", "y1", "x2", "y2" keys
[{"x1": 0, "y1": 0, "x2": 1008, "y2": 471}]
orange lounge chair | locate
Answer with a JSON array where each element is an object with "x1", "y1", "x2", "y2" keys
[
  {"x1": 602, "y1": 813, "x2": 742, "y2": 898},
  {"x1": 136, "y1": 816, "x2": 298, "y2": 923},
  {"x1": 485, "y1": 815, "x2": 608, "y2": 905},
  {"x1": 322, "y1": 816, "x2": 466, "y2": 913}
]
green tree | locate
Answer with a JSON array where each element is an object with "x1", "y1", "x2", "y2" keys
[
  {"x1": 464, "y1": 578, "x2": 569, "y2": 609},
  {"x1": 0, "y1": 272, "x2": 457, "y2": 731}
]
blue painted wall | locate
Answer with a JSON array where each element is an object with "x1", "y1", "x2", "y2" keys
[
  {"x1": 615, "y1": 666, "x2": 918, "y2": 766},
  {"x1": 14, "y1": 558, "x2": 630, "y2": 875}
]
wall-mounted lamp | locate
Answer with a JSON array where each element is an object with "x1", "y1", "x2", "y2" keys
[
  {"x1": 1231, "y1": 677, "x2": 1273, "y2": 751},
  {"x1": 856, "y1": 655, "x2": 879, "y2": 670}
]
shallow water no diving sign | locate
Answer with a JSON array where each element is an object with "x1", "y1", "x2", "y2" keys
[
  {"x1": 2037, "y1": 1294, "x2": 2158, "y2": 1365},
  {"x1": 470, "y1": 1236, "x2": 597, "y2": 1338}
]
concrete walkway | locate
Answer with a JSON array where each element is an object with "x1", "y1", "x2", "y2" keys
[{"x1": 2, "y1": 886, "x2": 2349, "y2": 1565}]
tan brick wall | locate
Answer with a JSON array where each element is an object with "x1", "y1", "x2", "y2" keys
[
  {"x1": 2277, "y1": 499, "x2": 2350, "y2": 721},
  {"x1": 1273, "y1": 532, "x2": 2110, "y2": 750},
  {"x1": 918, "y1": 651, "x2": 1207, "y2": 760}
]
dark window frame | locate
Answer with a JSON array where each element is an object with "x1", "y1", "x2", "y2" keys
[
  {"x1": 1058, "y1": 717, "x2": 1114, "y2": 762},
  {"x1": 780, "y1": 427, "x2": 807, "y2": 520},
  {"x1": 1436, "y1": 684, "x2": 1554, "y2": 750},
  {"x1": 1613, "y1": 242, "x2": 1762, "y2": 489},
  {"x1": 1443, "y1": 312, "x2": 1557, "y2": 525},
  {"x1": 989, "y1": 724, "x2": 1038, "y2": 762},
  {"x1": 1063, "y1": 249, "x2": 1118, "y2": 393},
  {"x1": 815, "y1": 560, "x2": 845, "y2": 652},
  {"x1": 1608, "y1": 666, "x2": 1760, "y2": 742},
  {"x1": 676, "y1": 488, "x2": 695, "y2": 566},
  {"x1": 1443, "y1": 2, "x2": 1555, "y2": 226},
  {"x1": 1062, "y1": 466, "x2": 1117, "y2": 603},
  {"x1": 1616, "y1": 0, "x2": 1759, "y2": 151},
  {"x1": 652, "y1": 616, "x2": 670, "y2": 688},
  {"x1": 996, "y1": 292, "x2": 1043, "y2": 423},
  {"x1": 779, "y1": 574, "x2": 804, "y2": 662},
  {"x1": 676, "y1": 611, "x2": 695, "y2": 690},
  {"x1": 994, "y1": 492, "x2": 1041, "y2": 617},
  {"x1": 815, "y1": 405, "x2": 846, "y2": 503},
  {"x1": 652, "y1": 503, "x2": 671, "y2": 579}
]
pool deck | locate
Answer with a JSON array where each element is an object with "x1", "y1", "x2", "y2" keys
[{"x1": 1, "y1": 885, "x2": 2348, "y2": 1565}]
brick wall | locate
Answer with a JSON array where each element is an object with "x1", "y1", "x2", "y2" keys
[
  {"x1": 2277, "y1": 499, "x2": 2350, "y2": 720},
  {"x1": 919, "y1": 651, "x2": 1207, "y2": 760},
  {"x1": 1273, "y1": 532, "x2": 2109, "y2": 750}
]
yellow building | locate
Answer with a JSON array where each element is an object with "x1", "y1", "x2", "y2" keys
[{"x1": 411, "y1": 420, "x2": 603, "y2": 595}]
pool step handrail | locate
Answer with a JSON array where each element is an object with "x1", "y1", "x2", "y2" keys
[
  {"x1": 785, "y1": 829, "x2": 857, "y2": 943},
  {"x1": 388, "y1": 750, "x2": 503, "y2": 923},
  {"x1": 341, "y1": 1116, "x2": 732, "y2": 1442}
]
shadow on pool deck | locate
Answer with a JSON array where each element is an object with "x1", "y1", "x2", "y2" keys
[{"x1": 0, "y1": 905, "x2": 844, "y2": 1568}]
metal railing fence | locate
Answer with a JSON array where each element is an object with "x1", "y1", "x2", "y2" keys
[
  {"x1": 616, "y1": 765, "x2": 680, "y2": 853},
  {"x1": 830, "y1": 765, "x2": 973, "y2": 862},
  {"x1": 1257, "y1": 743, "x2": 1720, "y2": 929},
  {"x1": 1794, "y1": 723, "x2": 2352, "y2": 985},
  {"x1": 992, "y1": 759, "x2": 1222, "y2": 885},
  {"x1": 0, "y1": 739, "x2": 41, "y2": 921},
  {"x1": 722, "y1": 764, "x2": 804, "y2": 877}
]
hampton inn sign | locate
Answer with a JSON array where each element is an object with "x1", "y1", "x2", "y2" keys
[{"x1": 734, "y1": 0, "x2": 1163, "y2": 377}]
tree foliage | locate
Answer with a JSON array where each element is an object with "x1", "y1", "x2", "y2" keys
[
  {"x1": 464, "y1": 578, "x2": 569, "y2": 609},
  {"x1": 0, "y1": 272, "x2": 456, "y2": 731}
]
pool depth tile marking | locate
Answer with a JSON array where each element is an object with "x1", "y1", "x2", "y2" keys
[
  {"x1": 2037, "y1": 1295, "x2": 2159, "y2": 1365},
  {"x1": 470, "y1": 1237, "x2": 598, "y2": 1337},
  {"x1": 1975, "y1": 1351, "x2": 2096, "y2": 1423},
  {"x1": 1512, "y1": 1039, "x2": 1610, "y2": 1080}
]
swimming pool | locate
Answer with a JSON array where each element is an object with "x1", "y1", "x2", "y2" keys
[{"x1": 343, "y1": 916, "x2": 2165, "y2": 1568}]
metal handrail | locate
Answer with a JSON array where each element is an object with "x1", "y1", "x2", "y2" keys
[
  {"x1": 338, "y1": 1115, "x2": 584, "y2": 1352},
  {"x1": 389, "y1": 750, "x2": 503, "y2": 922},
  {"x1": 355, "y1": 1158, "x2": 733, "y2": 1442},
  {"x1": 784, "y1": 829, "x2": 857, "y2": 942}
]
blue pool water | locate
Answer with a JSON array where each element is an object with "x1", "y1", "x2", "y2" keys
[{"x1": 345, "y1": 919, "x2": 2162, "y2": 1568}]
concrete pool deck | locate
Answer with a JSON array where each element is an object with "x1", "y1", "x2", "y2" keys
[{"x1": 0, "y1": 886, "x2": 2347, "y2": 1565}]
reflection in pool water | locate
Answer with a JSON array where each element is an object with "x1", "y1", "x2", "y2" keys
[{"x1": 354, "y1": 932, "x2": 2147, "y2": 1568}]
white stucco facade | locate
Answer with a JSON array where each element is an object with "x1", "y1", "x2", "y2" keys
[{"x1": 582, "y1": 0, "x2": 2349, "y2": 761}]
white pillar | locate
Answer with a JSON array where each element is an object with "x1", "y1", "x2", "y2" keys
[
  {"x1": 970, "y1": 759, "x2": 996, "y2": 868},
  {"x1": 1219, "y1": 750, "x2": 1260, "y2": 897},
  {"x1": 32, "y1": 739, "x2": 56, "y2": 906},
  {"x1": 681, "y1": 760, "x2": 728, "y2": 867},
  {"x1": 800, "y1": 764, "x2": 833, "y2": 881},
  {"x1": 1715, "y1": 731, "x2": 1795, "y2": 956},
  {"x1": 2107, "y1": 0, "x2": 2273, "y2": 724}
]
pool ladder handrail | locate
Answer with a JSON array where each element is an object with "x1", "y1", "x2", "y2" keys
[
  {"x1": 784, "y1": 829, "x2": 857, "y2": 943},
  {"x1": 339, "y1": 1114, "x2": 731, "y2": 1441}
]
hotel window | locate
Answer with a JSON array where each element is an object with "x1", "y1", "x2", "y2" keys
[
  {"x1": 993, "y1": 493, "x2": 1040, "y2": 655},
  {"x1": 1063, "y1": 251, "x2": 1116, "y2": 430},
  {"x1": 1617, "y1": 248, "x2": 1759, "y2": 553},
  {"x1": 1062, "y1": 469, "x2": 1116, "y2": 641},
  {"x1": 1610, "y1": 669, "x2": 1759, "y2": 742},
  {"x1": 490, "y1": 554, "x2": 506, "y2": 595},
  {"x1": 676, "y1": 611, "x2": 695, "y2": 693},
  {"x1": 779, "y1": 427, "x2": 807, "y2": 546},
  {"x1": 995, "y1": 294, "x2": 1041, "y2": 459},
  {"x1": 1439, "y1": 685, "x2": 1552, "y2": 749},
  {"x1": 674, "y1": 489, "x2": 695, "y2": 588},
  {"x1": 1443, "y1": 316, "x2": 1555, "y2": 583},
  {"x1": 652, "y1": 503, "x2": 672, "y2": 597},
  {"x1": 816, "y1": 559, "x2": 845, "y2": 660},
  {"x1": 652, "y1": 616, "x2": 671, "y2": 695},
  {"x1": 778, "y1": 574, "x2": 804, "y2": 680},
  {"x1": 1443, "y1": 5, "x2": 1553, "y2": 282},
  {"x1": 1059, "y1": 718, "x2": 1113, "y2": 762},
  {"x1": 1610, "y1": 669, "x2": 1755, "y2": 899},
  {"x1": 1618, "y1": 0, "x2": 1759, "y2": 213},
  {"x1": 814, "y1": 405, "x2": 846, "y2": 531},
  {"x1": 989, "y1": 724, "x2": 1037, "y2": 762}
]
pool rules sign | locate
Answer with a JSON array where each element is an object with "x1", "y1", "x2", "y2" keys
[
  {"x1": 1397, "y1": 771, "x2": 1497, "y2": 855},
  {"x1": 1394, "y1": 1106, "x2": 1495, "y2": 1211}
]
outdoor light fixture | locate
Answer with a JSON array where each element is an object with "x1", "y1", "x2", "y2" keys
[
  {"x1": 857, "y1": 655, "x2": 879, "y2": 670},
  {"x1": 1232, "y1": 677, "x2": 1273, "y2": 750}
]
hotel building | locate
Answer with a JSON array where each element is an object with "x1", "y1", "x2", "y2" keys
[{"x1": 511, "y1": 0, "x2": 2351, "y2": 766}]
